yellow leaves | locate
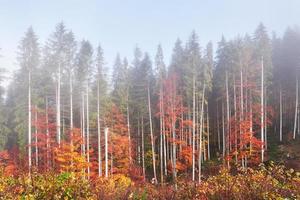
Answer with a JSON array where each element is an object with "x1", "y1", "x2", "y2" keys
[{"x1": 93, "y1": 174, "x2": 132, "y2": 199}]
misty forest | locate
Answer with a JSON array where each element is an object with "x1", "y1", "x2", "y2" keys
[{"x1": 0, "y1": 22, "x2": 300, "y2": 199}]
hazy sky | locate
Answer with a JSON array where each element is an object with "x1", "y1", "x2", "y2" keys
[{"x1": 0, "y1": 0, "x2": 300, "y2": 84}]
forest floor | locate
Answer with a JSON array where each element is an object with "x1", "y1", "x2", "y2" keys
[{"x1": 267, "y1": 136, "x2": 300, "y2": 170}]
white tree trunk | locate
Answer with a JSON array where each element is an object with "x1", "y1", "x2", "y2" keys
[
  {"x1": 222, "y1": 102, "x2": 225, "y2": 157},
  {"x1": 35, "y1": 105, "x2": 38, "y2": 167},
  {"x1": 293, "y1": 77, "x2": 298, "y2": 139},
  {"x1": 233, "y1": 77, "x2": 238, "y2": 163},
  {"x1": 82, "y1": 94, "x2": 86, "y2": 156},
  {"x1": 240, "y1": 66, "x2": 243, "y2": 135},
  {"x1": 264, "y1": 92, "x2": 268, "y2": 150},
  {"x1": 163, "y1": 107, "x2": 167, "y2": 176},
  {"x1": 198, "y1": 84, "x2": 205, "y2": 183},
  {"x1": 104, "y1": 128, "x2": 109, "y2": 178},
  {"x1": 148, "y1": 85, "x2": 157, "y2": 184},
  {"x1": 171, "y1": 92, "x2": 177, "y2": 188},
  {"x1": 137, "y1": 114, "x2": 141, "y2": 165},
  {"x1": 127, "y1": 102, "x2": 132, "y2": 164},
  {"x1": 141, "y1": 116, "x2": 145, "y2": 181},
  {"x1": 226, "y1": 71, "x2": 230, "y2": 166},
  {"x1": 159, "y1": 87, "x2": 164, "y2": 183},
  {"x1": 45, "y1": 97, "x2": 50, "y2": 169},
  {"x1": 86, "y1": 83, "x2": 90, "y2": 178},
  {"x1": 57, "y1": 63, "x2": 61, "y2": 146},
  {"x1": 280, "y1": 85, "x2": 282, "y2": 142},
  {"x1": 28, "y1": 70, "x2": 32, "y2": 173},
  {"x1": 97, "y1": 80, "x2": 102, "y2": 177},
  {"x1": 261, "y1": 57, "x2": 264, "y2": 162},
  {"x1": 70, "y1": 72, "x2": 73, "y2": 145},
  {"x1": 217, "y1": 103, "x2": 220, "y2": 151},
  {"x1": 207, "y1": 104, "x2": 210, "y2": 160},
  {"x1": 192, "y1": 76, "x2": 196, "y2": 181}
]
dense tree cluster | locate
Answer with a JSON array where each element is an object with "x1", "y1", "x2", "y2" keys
[{"x1": 0, "y1": 22, "x2": 300, "y2": 187}]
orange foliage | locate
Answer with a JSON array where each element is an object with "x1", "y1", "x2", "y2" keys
[
  {"x1": 54, "y1": 128, "x2": 89, "y2": 174},
  {"x1": 0, "y1": 150, "x2": 16, "y2": 176},
  {"x1": 104, "y1": 104, "x2": 131, "y2": 175}
]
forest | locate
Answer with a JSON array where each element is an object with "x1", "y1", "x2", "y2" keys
[{"x1": 0, "y1": 22, "x2": 300, "y2": 199}]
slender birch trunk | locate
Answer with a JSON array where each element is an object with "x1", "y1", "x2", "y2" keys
[
  {"x1": 261, "y1": 57, "x2": 264, "y2": 163},
  {"x1": 163, "y1": 107, "x2": 167, "y2": 176},
  {"x1": 233, "y1": 77, "x2": 238, "y2": 163},
  {"x1": 35, "y1": 105, "x2": 38, "y2": 168},
  {"x1": 240, "y1": 66, "x2": 243, "y2": 135},
  {"x1": 137, "y1": 114, "x2": 141, "y2": 165},
  {"x1": 217, "y1": 102, "x2": 220, "y2": 151},
  {"x1": 222, "y1": 101, "x2": 225, "y2": 157},
  {"x1": 249, "y1": 90, "x2": 253, "y2": 156},
  {"x1": 293, "y1": 76, "x2": 298, "y2": 139},
  {"x1": 45, "y1": 97, "x2": 50, "y2": 169},
  {"x1": 70, "y1": 72, "x2": 73, "y2": 145},
  {"x1": 171, "y1": 90, "x2": 177, "y2": 188},
  {"x1": 57, "y1": 62, "x2": 61, "y2": 146},
  {"x1": 127, "y1": 102, "x2": 132, "y2": 164},
  {"x1": 105, "y1": 128, "x2": 108, "y2": 178},
  {"x1": 207, "y1": 104, "x2": 210, "y2": 160},
  {"x1": 28, "y1": 69, "x2": 32, "y2": 173},
  {"x1": 82, "y1": 94, "x2": 86, "y2": 156},
  {"x1": 280, "y1": 85, "x2": 282, "y2": 142},
  {"x1": 264, "y1": 93, "x2": 268, "y2": 150},
  {"x1": 148, "y1": 85, "x2": 157, "y2": 184},
  {"x1": 141, "y1": 116, "x2": 145, "y2": 181},
  {"x1": 192, "y1": 76, "x2": 196, "y2": 181},
  {"x1": 159, "y1": 87, "x2": 164, "y2": 183},
  {"x1": 226, "y1": 71, "x2": 230, "y2": 167},
  {"x1": 198, "y1": 84, "x2": 205, "y2": 183},
  {"x1": 97, "y1": 79, "x2": 102, "y2": 177},
  {"x1": 86, "y1": 83, "x2": 90, "y2": 178}
]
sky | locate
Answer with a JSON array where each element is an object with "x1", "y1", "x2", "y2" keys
[{"x1": 0, "y1": 0, "x2": 300, "y2": 85}]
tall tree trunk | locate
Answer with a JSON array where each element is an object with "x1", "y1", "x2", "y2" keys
[
  {"x1": 264, "y1": 92, "x2": 268, "y2": 149},
  {"x1": 127, "y1": 101, "x2": 132, "y2": 164},
  {"x1": 261, "y1": 57, "x2": 264, "y2": 163},
  {"x1": 163, "y1": 108, "x2": 167, "y2": 176},
  {"x1": 57, "y1": 63, "x2": 61, "y2": 146},
  {"x1": 137, "y1": 114, "x2": 141, "y2": 165},
  {"x1": 141, "y1": 116, "x2": 145, "y2": 181},
  {"x1": 207, "y1": 104, "x2": 210, "y2": 160},
  {"x1": 192, "y1": 76, "x2": 196, "y2": 181},
  {"x1": 171, "y1": 92, "x2": 177, "y2": 188},
  {"x1": 222, "y1": 101, "x2": 225, "y2": 157},
  {"x1": 82, "y1": 94, "x2": 86, "y2": 156},
  {"x1": 35, "y1": 105, "x2": 38, "y2": 168},
  {"x1": 45, "y1": 97, "x2": 50, "y2": 169},
  {"x1": 280, "y1": 85, "x2": 283, "y2": 142},
  {"x1": 233, "y1": 77, "x2": 237, "y2": 163},
  {"x1": 97, "y1": 79, "x2": 102, "y2": 177},
  {"x1": 198, "y1": 84, "x2": 205, "y2": 183},
  {"x1": 159, "y1": 87, "x2": 164, "y2": 183},
  {"x1": 217, "y1": 102, "x2": 220, "y2": 151},
  {"x1": 249, "y1": 90, "x2": 253, "y2": 156},
  {"x1": 293, "y1": 76, "x2": 298, "y2": 139},
  {"x1": 226, "y1": 71, "x2": 230, "y2": 167},
  {"x1": 86, "y1": 83, "x2": 90, "y2": 178},
  {"x1": 240, "y1": 66, "x2": 243, "y2": 135},
  {"x1": 104, "y1": 128, "x2": 109, "y2": 178},
  {"x1": 148, "y1": 85, "x2": 157, "y2": 184},
  {"x1": 62, "y1": 104, "x2": 65, "y2": 143},
  {"x1": 70, "y1": 72, "x2": 73, "y2": 145},
  {"x1": 28, "y1": 70, "x2": 32, "y2": 173}
]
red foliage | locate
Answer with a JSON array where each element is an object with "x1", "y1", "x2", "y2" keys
[{"x1": 0, "y1": 150, "x2": 16, "y2": 176}]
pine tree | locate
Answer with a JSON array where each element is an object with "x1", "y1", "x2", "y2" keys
[{"x1": 13, "y1": 27, "x2": 40, "y2": 172}]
